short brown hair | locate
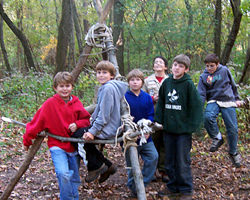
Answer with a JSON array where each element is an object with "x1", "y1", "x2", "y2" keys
[
  {"x1": 53, "y1": 72, "x2": 74, "y2": 88},
  {"x1": 127, "y1": 69, "x2": 144, "y2": 85},
  {"x1": 96, "y1": 60, "x2": 116, "y2": 77},
  {"x1": 173, "y1": 54, "x2": 190, "y2": 69},
  {"x1": 204, "y1": 53, "x2": 219, "y2": 64}
]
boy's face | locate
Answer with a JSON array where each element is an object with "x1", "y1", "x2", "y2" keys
[
  {"x1": 172, "y1": 61, "x2": 189, "y2": 79},
  {"x1": 96, "y1": 69, "x2": 114, "y2": 85},
  {"x1": 153, "y1": 58, "x2": 167, "y2": 72},
  {"x1": 205, "y1": 62, "x2": 219, "y2": 74},
  {"x1": 54, "y1": 83, "x2": 73, "y2": 101},
  {"x1": 128, "y1": 77, "x2": 143, "y2": 93}
]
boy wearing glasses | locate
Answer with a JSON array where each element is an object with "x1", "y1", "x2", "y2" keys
[{"x1": 198, "y1": 53, "x2": 242, "y2": 168}]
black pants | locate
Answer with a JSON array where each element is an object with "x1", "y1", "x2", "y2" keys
[{"x1": 72, "y1": 127, "x2": 112, "y2": 171}]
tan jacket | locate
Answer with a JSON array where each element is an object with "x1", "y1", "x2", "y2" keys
[{"x1": 142, "y1": 73, "x2": 169, "y2": 97}]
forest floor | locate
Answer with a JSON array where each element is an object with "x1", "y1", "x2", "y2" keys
[{"x1": 0, "y1": 125, "x2": 250, "y2": 200}]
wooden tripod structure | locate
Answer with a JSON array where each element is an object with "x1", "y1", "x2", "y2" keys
[{"x1": 0, "y1": 1, "x2": 147, "y2": 199}]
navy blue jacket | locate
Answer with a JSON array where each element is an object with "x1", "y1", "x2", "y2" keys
[{"x1": 125, "y1": 90, "x2": 154, "y2": 143}]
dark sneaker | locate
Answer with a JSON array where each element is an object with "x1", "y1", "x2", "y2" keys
[
  {"x1": 179, "y1": 193, "x2": 193, "y2": 200},
  {"x1": 85, "y1": 163, "x2": 108, "y2": 183},
  {"x1": 230, "y1": 153, "x2": 241, "y2": 168},
  {"x1": 158, "y1": 189, "x2": 181, "y2": 197},
  {"x1": 161, "y1": 171, "x2": 170, "y2": 183},
  {"x1": 209, "y1": 138, "x2": 224, "y2": 152},
  {"x1": 98, "y1": 164, "x2": 118, "y2": 183},
  {"x1": 131, "y1": 183, "x2": 137, "y2": 198},
  {"x1": 151, "y1": 175, "x2": 158, "y2": 182}
]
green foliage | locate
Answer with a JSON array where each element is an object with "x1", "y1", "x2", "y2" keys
[{"x1": 0, "y1": 71, "x2": 97, "y2": 121}]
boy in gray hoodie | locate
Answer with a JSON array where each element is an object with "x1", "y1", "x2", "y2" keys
[
  {"x1": 197, "y1": 53, "x2": 241, "y2": 168},
  {"x1": 72, "y1": 60, "x2": 128, "y2": 183}
]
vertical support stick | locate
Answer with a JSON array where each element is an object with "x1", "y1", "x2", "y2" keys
[
  {"x1": 120, "y1": 98, "x2": 146, "y2": 199},
  {"x1": 129, "y1": 146, "x2": 147, "y2": 200},
  {"x1": 0, "y1": 136, "x2": 45, "y2": 200}
]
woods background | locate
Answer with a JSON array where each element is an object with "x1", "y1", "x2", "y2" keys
[{"x1": 0, "y1": 0, "x2": 249, "y2": 82}]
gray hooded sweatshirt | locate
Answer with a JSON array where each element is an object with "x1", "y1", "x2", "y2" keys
[{"x1": 88, "y1": 80, "x2": 128, "y2": 139}]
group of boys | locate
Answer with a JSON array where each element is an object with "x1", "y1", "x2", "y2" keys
[{"x1": 23, "y1": 53, "x2": 241, "y2": 200}]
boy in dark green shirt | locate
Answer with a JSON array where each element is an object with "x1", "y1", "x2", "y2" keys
[{"x1": 155, "y1": 54, "x2": 203, "y2": 199}]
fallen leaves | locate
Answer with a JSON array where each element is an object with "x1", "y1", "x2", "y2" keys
[{"x1": 0, "y1": 127, "x2": 250, "y2": 199}]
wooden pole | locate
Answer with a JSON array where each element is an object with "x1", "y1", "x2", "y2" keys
[
  {"x1": 0, "y1": 135, "x2": 45, "y2": 200},
  {"x1": 120, "y1": 98, "x2": 146, "y2": 200}
]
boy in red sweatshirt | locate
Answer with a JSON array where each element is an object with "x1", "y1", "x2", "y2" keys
[{"x1": 23, "y1": 72, "x2": 90, "y2": 200}]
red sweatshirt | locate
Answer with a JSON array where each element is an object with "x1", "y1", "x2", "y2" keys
[{"x1": 23, "y1": 94, "x2": 90, "y2": 152}]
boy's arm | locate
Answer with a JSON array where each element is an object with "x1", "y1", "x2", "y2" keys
[
  {"x1": 227, "y1": 69, "x2": 240, "y2": 101},
  {"x1": 88, "y1": 88, "x2": 114, "y2": 136},
  {"x1": 141, "y1": 79, "x2": 149, "y2": 93},
  {"x1": 187, "y1": 82, "x2": 203, "y2": 133},
  {"x1": 74, "y1": 104, "x2": 91, "y2": 129},
  {"x1": 197, "y1": 75, "x2": 207, "y2": 106},
  {"x1": 147, "y1": 96, "x2": 154, "y2": 122},
  {"x1": 23, "y1": 107, "x2": 47, "y2": 147},
  {"x1": 154, "y1": 85, "x2": 165, "y2": 124}
]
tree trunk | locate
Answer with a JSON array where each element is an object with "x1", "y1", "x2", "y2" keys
[
  {"x1": 0, "y1": 15, "x2": 11, "y2": 75},
  {"x1": 220, "y1": 0, "x2": 242, "y2": 65},
  {"x1": 55, "y1": 0, "x2": 73, "y2": 74},
  {"x1": 239, "y1": 36, "x2": 250, "y2": 84},
  {"x1": 185, "y1": 0, "x2": 193, "y2": 52},
  {"x1": 214, "y1": 0, "x2": 221, "y2": 57},
  {"x1": 71, "y1": 45, "x2": 93, "y2": 82},
  {"x1": 68, "y1": 1, "x2": 76, "y2": 71},
  {"x1": 72, "y1": 0, "x2": 83, "y2": 54},
  {"x1": 113, "y1": 0, "x2": 125, "y2": 75},
  {"x1": 0, "y1": 3, "x2": 37, "y2": 72}
]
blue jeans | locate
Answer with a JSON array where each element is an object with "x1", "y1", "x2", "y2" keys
[
  {"x1": 50, "y1": 148, "x2": 81, "y2": 200},
  {"x1": 204, "y1": 102, "x2": 238, "y2": 154},
  {"x1": 164, "y1": 132, "x2": 193, "y2": 194},
  {"x1": 125, "y1": 141, "x2": 158, "y2": 190}
]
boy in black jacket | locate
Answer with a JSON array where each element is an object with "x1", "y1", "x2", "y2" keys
[{"x1": 155, "y1": 54, "x2": 203, "y2": 199}]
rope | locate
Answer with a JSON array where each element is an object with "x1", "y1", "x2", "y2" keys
[
  {"x1": 122, "y1": 129, "x2": 138, "y2": 156},
  {"x1": 85, "y1": 23, "x2": 114, "y2": 49}
]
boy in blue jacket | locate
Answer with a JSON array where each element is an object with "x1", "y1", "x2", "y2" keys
[
  {"x1": 197, "y1": 53, "x2": 242, "y2": 168},
  {"x1": 125, "y1": 69, "x2": 158, "y2": 198},
  {"x1": 155, "y1": 54, "x2": 203, "y2": 199}
]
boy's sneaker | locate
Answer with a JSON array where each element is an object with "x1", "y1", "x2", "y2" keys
[
  {"x1": 210, "y1": 138, "x2": 224, "y2": 152},
  {"x1": 160, "y1": 171, "x2": 170, "y2": 183},
  {"x1": 131, "y1": 183, "x2": 137, "y2": 198},
  {"x1": 85, "y1": 163, "x2": 108, "y2": 183},
  {"x1": 98, "y1": 164, "x2": 118, "y2": 183},
  {"x1": 158, "y1": 189, "x2": 181, "y2": 197},
  {"x1": 179, "y1": 193, "x2": 193, "y2": 200},
  {"x1": 230, "y1": 153, "x2": 241, "y2": 168}
]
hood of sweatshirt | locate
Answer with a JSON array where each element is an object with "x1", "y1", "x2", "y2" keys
[
  {"x1": 53, "y1": 93, "x2": 79, "y2": 105},
  {"x1": 169, "y1": 73, "x2": 191, "y2": 84},
  {"x1": 100, "y1": 80, "x2": 128, "y2": 98}
]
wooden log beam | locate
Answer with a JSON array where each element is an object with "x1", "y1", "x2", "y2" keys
[{"x1": 0, "y1": 135, "x2": 45, "y2": 200}]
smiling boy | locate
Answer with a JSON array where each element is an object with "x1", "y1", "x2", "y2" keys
[
  {"x1": 23, "y1": 72, "x2": 91, "y2": 200},
  {"x1": 72, "y1": 60, "x2": 128, "y2": 184}
]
